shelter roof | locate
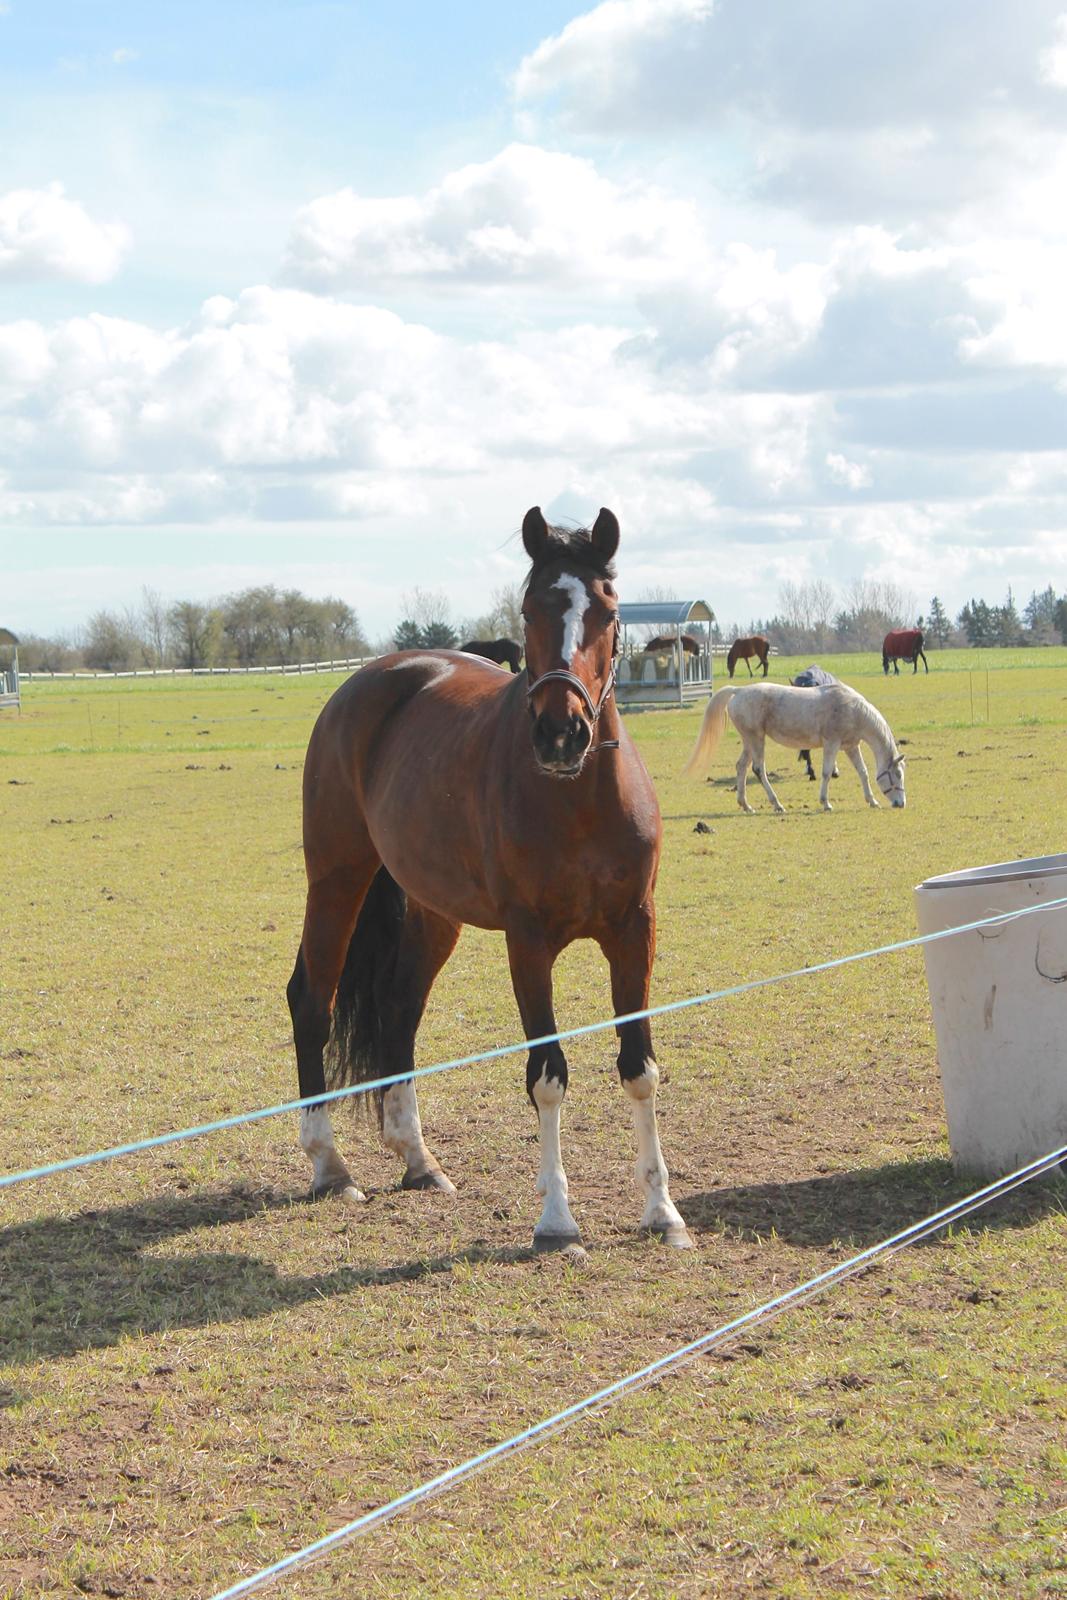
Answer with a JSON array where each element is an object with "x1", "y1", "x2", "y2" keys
[
  {"x1": 0, "y1": 628, "x2": 19, "y2": 646},
  {"x1": 617, "y1": 601, "x2": 714, "y2": 626}
]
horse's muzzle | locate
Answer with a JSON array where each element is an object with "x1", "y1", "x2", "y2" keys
[{"x1": 532, "y1": 710, "x2": 592, "y2": 775}]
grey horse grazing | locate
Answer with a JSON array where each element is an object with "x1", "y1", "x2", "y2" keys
[{"x1": 684, "y1": 681, "x2": 906, "y2": 813}]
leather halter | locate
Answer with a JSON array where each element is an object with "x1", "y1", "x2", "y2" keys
[
  {"x1": 525, "y1": 660, "x2": 620, "y2": 753},
  {"x1": 877, "y1": 751, "x2": 905, "y2": 787}
]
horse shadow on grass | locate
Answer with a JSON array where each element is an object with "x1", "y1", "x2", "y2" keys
[
  {"x1": 0, "y1": 1185, "x2": 536, "y2": 1370},
  {"x1": 679, "y1": 1156, "x2": 1065, "y2": 1249},
  {"x1": 1, "y1": 1161, "x2": 1061, "y2": 1371}
]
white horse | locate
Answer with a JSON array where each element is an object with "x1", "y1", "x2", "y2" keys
[{"x1": 685, "y1": 682, "x2": 906, "y2": 813}]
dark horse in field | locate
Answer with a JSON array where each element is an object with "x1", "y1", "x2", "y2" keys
[
  {"x1": 643, "y1": 633, "x2": 700, "y2": 657},
  {"x1": 287, "y1": 507, "x2": 691, "y2": 1251},
  {"x1": 882, "y1": 628, "x2": 928, "y2": 675},
  {"x1": 460, "y1": 637, "x2": 522, "y2": 673},
  {"x1": 727, "y1": 634, "x2": 770, "y2": 678},
  {"x1": 790, "y1": 665, "x2": 839, "y2": 781}
]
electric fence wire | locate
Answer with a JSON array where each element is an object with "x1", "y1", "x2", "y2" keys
[
  {"x1": 3, "y1": 894, "x2": 1066, "y2": 1193},
  {"x1": 209, "y1": 1139, "x2": 1067, "y2": 1600}
]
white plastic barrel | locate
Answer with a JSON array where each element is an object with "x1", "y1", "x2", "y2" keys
[{"x1": 914, "y1": 854, "x2": 1067, "y2": 1178}]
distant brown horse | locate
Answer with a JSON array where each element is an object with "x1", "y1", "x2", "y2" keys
[
  {"x1": 883, "y1": 628, "x2": 928, "y2": 675},
  {"x1": 286, "y1": 506, "x2": 691, "y2": 1252},
  {"x1": 727, "y1": 635, "x2": 769, "y2": 678},
  {"x1": 643, "y1": 633, "x2": 701, "y2": 657},
  {"x1": 461, "y1": 637, "x2": 522, "y2": 673}
]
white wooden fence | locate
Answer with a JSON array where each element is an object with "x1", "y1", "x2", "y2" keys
[{"x1": 20, "y1": 656, "x2": 378, "y2": 681}]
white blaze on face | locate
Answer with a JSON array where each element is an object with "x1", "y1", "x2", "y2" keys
[{"x1": 552, "y1": 573, "x2": 590, "y2": 665}]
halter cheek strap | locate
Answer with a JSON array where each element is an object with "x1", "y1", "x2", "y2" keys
[{"x1": 877, "y1": 752, "x2": 905, "y2": 786}]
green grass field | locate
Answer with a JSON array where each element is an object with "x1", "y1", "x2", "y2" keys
[{"x1": 2, "y1": 654, "x2": 1065, "y2": 1599}]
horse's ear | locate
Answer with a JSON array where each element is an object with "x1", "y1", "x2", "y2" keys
[
  {"x1": 590, "y1": 507, "x2": 620, "y2": 562},
  {"x1": 522, "y1": 506, "x2": 550, "y2": 560}
]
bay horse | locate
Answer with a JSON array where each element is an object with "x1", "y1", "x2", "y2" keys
[
  {"x1": 287, "y1": 507, "x2": 692, "y2": 1251},
  {"x1": 461, "y1": 637, "x2": 522, "y2": 673},
  {"x1": 685, "y1": 681, "x2": 906, "y2": 813},
  {"x1": 643, "y1": 633, "x2": 700, "y2": 657},
  {"x1": 726, "y1": 635, "x2": 769, "y2": 678},
  {"x1": 883, "y1": 628, "x2": 928, "y2": 675}
]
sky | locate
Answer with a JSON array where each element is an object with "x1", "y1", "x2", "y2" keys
[{"x1": 3, "y1": 0, "x2": 1067, "y2": 643}]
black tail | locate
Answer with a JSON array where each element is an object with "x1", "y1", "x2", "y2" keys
[{"x1": 326, "y1": 866, "x2": 407, "y2": 1124}]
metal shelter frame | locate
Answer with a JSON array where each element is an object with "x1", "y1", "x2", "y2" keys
[
  {"x1": 616, "y1": 600, "x2": 715, "y2": 708},
  {"x1": 0, "y1": 628, "x2": 20, "y2": 714}
]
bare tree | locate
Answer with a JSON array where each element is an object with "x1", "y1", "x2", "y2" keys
[
  {"x1": 167, "y1": 600, "x2": 219, "y2": 670},
  {"x1": 396, "y1": 587, "x2": 457, "y2": 649},
  {"x1": 82, "y1": 610, "x2": 143, "y2": 671},
  {"x1": 139, "y1": 586, "x2": 168, "y2": 666}
]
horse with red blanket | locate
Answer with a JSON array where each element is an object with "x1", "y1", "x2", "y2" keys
[{"x1": 882, "y1": 628, "x2": 928, "y2": 675}]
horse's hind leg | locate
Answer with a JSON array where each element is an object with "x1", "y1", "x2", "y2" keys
[
  {"x1": 735, "y1": 744, "x2": 756, "y2": 813},
  {"x1": 751, "y1": 736, "x2": 785, "y2": 813},
  {"x1": 378, "y1": 901, "x2": 461, "y2": 1192},
  {"x1": 600, "y1": 905, "x2": 691, "y2": 1249},
  {"x1": 288, "y1": 861, "x2": 377, "y2": 1204}
]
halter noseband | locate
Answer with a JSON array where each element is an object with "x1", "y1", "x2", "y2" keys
[{"x1": 525, "y1": 660, "x2": 620, "y2": 753}]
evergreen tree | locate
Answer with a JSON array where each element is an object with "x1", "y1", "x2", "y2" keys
[
  {"x1": 1023, "y1": 585, "x2": 1058, "y2": 643},
  {"x1": 394, "y1": 619, "x2": 423, "y2": 650},
  {"x1": 927, "y1": 596, "x2": 950, "y2": 647},
  {"x1": 994, "y1": 588, "x2": 1022, "y2": 647},
  {"x1": 958, "y1": 599, "x2": 995, "y2": 646}
]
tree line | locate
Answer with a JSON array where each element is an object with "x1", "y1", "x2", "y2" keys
[
  {"x1": 13, "y1": 576, "x2": 1067, "y2": 675},
  {"x1": 726, "y1": 580, "x2": 1067, "y2": 656},
  {"x1": 15, "y1": 586, "x2": 371, "y2": 673}
]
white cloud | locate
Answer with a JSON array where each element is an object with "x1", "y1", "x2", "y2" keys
[
  {"x1": 826, "y1": 453, "x2": 872, "y2": 490},
  {"x1": 512, "y1": 0, "x2": 713, "y2": 108},
  {"x1": 283, "y1": 143, "x2": 705, "y2": 292},
  {"x1": 1039, "y1": 13, "x2": 1067, "y2": 85},
  {"x1": 0, "y1": 288, "x2": 745, "y2": 527},
  {"x1": 112, "y1": 47, "x2": 139, "y2": 65},
  {"x1": 0, "y1": 183, "x2": 130, "y2": 283},
  {"x1": 514, "y1": 1, "x2": 1067, "y2": 227}
]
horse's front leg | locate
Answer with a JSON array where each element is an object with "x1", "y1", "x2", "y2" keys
[
  {"x1": 819, "y1": 740, "x2": 842, "y2": 811},
  {"x1": 600, "y1": 905, "x2": 692, "y2": 1249},
  {"x1": 505, "y1": 919, "x2": 581, "y2": 1250},
  {"x1": 845, "y1": 745, "x2": 879, "y2": 806}
]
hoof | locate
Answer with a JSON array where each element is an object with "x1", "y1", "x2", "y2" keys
[
  {"x1": 642, "y1": 1222, "x2": 695, "y2": 1250},
  {"x1": 533, "y1": 1231, "x2": 585, "y2": 1258},
  {"x1": 401, "y1": 1167, "x2": 457, "y2": 1194},
  {"x1": 311, "y1": 1179, "x2": 367, "y2": 1207}
]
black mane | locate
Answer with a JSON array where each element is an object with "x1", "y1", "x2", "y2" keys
[{"x1": 523, "y1": 523, "x2": 617, "y2": 591}]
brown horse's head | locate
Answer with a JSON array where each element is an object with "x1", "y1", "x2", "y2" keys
[{"x1": 521, "y1": 505, "x2": 620, "y2": 776}]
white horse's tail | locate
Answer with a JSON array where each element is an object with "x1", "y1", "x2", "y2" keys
[{"x1": 684, "y1": 685, "x2": 738, "y2": 777}]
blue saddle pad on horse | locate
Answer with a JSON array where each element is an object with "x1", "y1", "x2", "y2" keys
[{"x1": 791, "y1": 665, "x2": 837, "y2": 688}]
